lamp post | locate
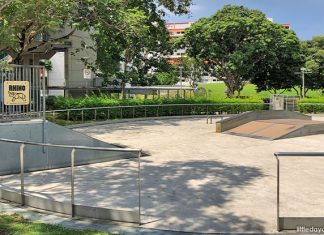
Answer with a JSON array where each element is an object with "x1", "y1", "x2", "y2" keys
[
  {"x1": 179, "y1": 66, "x2": 184, "y2": 89},
  {"x1": 295, "y1": 67, "x2": 310, "y2": 98},
  {"x1": 301, "y1": 67, "x2": 306, "y2": 99}
]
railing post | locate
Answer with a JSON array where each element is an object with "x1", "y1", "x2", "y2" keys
[
  {"x1": 107, "y1": 109, "x2": 110, "y2": 120},
  {"x1": 20, "y1": 144, "x2": 25, "y2": 206},
  {"x1": 276, "y1": 155, "x2": 280, "y2": 231},
  {"x1": 138, "y1": 150, "x2": 142, "y2": 225},
  {"x1": 94, "y1": 109, "x2": 97, "y2": 121},
  {"x1": 133, "y1": 107, "x2": 135, "y2": 118},
  {"x1": 52, "y1": 111, "x2": 55, "y2": 121},
  {"x1": 81, "y1": 109, "x2": 84, "y2": 122},
  {"x1": 67, "y1": 110, "x2": 70, "y2": 121},
  {"x1": 71, "y1": 148, "x2": 76, "y2": 217},
  {"x1": 120, "y1": 107, "x2": 123, "y2": 119}
]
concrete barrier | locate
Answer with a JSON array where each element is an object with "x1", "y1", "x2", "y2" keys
[{"x1": 0, "y1": 120, "x2": 137, "y2": 175}]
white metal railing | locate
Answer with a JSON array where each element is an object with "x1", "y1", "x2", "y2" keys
[
  {"x1": 274, "y1": 152, "x2": 324, "y2": 231},
  {"x1": 0, "y1": 138, "x2": 142, "y2": 223}
]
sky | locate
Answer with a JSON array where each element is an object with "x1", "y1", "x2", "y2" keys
[{"x1": 165, "y1": 0, "x2": 324, "y2": 40}]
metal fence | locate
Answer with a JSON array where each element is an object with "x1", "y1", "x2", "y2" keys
[
  {"x1": 0, "y1": 64, "x2": 45, "y2": 119},
  {"x1": 46, "y1": 103, "x2": 268, "y2": 123},
  {"x1": 275, "y1": 152, "x2": 324, "y2": 231},
  {"x1": 270, "y1": 95, "x2": 300, "y2": 111},
  {"x1": 0, "y1": 138, "x2": 142, "y2": 224}
]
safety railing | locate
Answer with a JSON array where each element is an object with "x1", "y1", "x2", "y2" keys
[
  {"x1": 0, "y1": 138, "x2": 142, "y2": 224},
  {"x1": 46, "y1": 103, "x2": 268, "y2": 124},
  {"x1": 275, "y1": 152, "x2": 324, "y2": 231}
]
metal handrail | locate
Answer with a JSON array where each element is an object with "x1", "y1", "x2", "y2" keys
[
  {"x1": 43, "y1": 102, "x2": 268, "y2": 124},
  {"x1": 0, "y1": 138, "x2": 140, "y2": 152},
  {"x1": 298, "y1": 103, "x2": 324, "y2": 105},
  {"x1": 0, "y1": 138, "x2": 142, "y2": 223},
  {"x1": 274, "y1": 152, "x2": 324, "y2": 231},
  {"x1": 46, "y1": 102, "x2": 265, "y2": 113},
  {"x1": 275, "y1": 152, "x2": 324, "y2": 157}
]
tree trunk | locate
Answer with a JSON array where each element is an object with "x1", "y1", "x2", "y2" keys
[{"x1": 121, "y1": 81, "x2": 126, "y2": 99}]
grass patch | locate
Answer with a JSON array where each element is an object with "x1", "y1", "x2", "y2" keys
[
  {"x1": 0, "y1": 214, "x2": 114, "y2": 235},
  {"x1": 200, "y1": 83, "x2": 324, "y2": 99}
]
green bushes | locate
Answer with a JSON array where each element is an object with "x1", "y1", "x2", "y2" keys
[
  {"x1": 51, "y1": 95, "x2": 263, "y2": 109},
  {"x1": 48, "y1": 95, "x2": 265, "y2": 122},
  {"x1": 298, "y1": 98, "x2": 324, "y2": 113}
]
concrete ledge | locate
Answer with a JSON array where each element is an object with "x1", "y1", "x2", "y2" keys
[
  {"x1": 0, "y1": 188, "x2": 140, "y2": 223},
  {"x1": 278, "y1": 122, "x2": 324, "y2": 140},
  {"x1": 279, "y1": 217, "x2": 324, "y2": 231},
  {"x1": 74, "y1": 204, "x2": 139, "y2": 223}
]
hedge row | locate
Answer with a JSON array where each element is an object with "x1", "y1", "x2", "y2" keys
[
  {"x1": 298, "y1": 98, "x2": 324, "y2": 113},
  {"x1": 49, "y1": 95, "x2": 263, "y2": 109},
  {"x1": 46, "y1": 96, "x2": 266, "y2": 122}
]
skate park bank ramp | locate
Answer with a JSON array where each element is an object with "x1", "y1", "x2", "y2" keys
[
  {"x1": 216, "y1": 110, "x2": 324, "y2": 140},
  {"x1": 0, "y1": 120, "x2": 137, "y2": 175}
]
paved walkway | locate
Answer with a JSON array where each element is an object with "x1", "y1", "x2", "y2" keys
[{"x1": 2, "y1": 117, "x2": 324, "y2": 233}]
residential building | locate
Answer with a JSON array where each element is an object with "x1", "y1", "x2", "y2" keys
[
  {"x1": 166, "y1": 22, "x2": 192, "y2": 62},
  {"x1": 2, "y1": 27, "x2": 97, "y2": 97}
]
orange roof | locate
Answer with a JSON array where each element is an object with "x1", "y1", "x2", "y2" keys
[
  {"x1": 168, "y1": 59, "x2": 182, "y2": 65},
  {"x1": 166, "y1": 22, "x2": 191, "y2": 25},
  {"x1": 168, "y1": 29, "x2": 185, "y2": 33}
]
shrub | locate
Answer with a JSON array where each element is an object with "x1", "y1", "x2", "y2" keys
[
  {"x1": 48, "y1": 95, "x2": 265, "y2": 121},
  {"x1": 298, "y1": 98, "x2": 324, "y2": 113}
]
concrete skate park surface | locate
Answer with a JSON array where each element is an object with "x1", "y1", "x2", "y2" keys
[
  {"x1": 216, "y1": 110, "x2": 324, "y2": 140},
  {"x1": 2, "y1": 116, "x2": 324, "y2": 233}
]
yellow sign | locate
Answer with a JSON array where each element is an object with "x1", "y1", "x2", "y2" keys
[{"x1": 4, "y1": 81, "x2": 30, "y2": 105}]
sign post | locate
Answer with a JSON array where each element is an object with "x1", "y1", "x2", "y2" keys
[
  {"x1": 83, "y1": 69, "x2": 92, "y2": 80},
  {"x1": 3, "y1": 81, "x2": 30, "y2": 105},
  {"x1": 83, "y1": 69, "x2": 92, "y2": 95}
]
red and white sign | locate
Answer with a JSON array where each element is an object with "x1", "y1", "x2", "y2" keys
[{"x1": 83, "y1": 69, "x2": 92, "y2": 79}]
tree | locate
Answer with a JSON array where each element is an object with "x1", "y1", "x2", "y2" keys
[
  {"x1": 301, "y1": 36, "x2": 324, "y2": 95},
  {"x1": 1, "y1": 0, "x2": 193, "y2": 67},
  {"x1": 176, "y1": 57, "x2": 203, "y2": 87},
  {"x1": 251, "y1": 29, "x2": 304, "y2": 94},
  {"x1": 0, "y1": 0, "x2": 75, "y2": 63},
  {"x1": 154, "y1": 72, "x2": 178, "y2": 85},
  {"x1": 183, "y1": 5, "x2": 303, "y2": 97},
  {"x1": 72, "y1": 0, "x2": 193, "y2": 97}
]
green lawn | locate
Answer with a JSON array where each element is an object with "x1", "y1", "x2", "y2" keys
[
  {"x1": 199, "y1": 83, "x2": 324, "y2": 99},
  {"x1": 0, "y1": 214, "x2": 114, "y2": 235}
]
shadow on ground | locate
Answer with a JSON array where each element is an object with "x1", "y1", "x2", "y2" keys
[
  {"x1": 77, "y1": 119, "x2": 190, "y2": 136},
  {"x1": 1, "y1": 157, "x2": 266, "y2": 233}
]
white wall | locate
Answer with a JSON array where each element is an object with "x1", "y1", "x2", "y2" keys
[{"x1": 49, "y1": 52, "x2": 65, "y2": 96}]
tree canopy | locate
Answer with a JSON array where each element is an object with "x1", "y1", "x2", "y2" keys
[
  {"x1": 183, "y1": 5, "x2": 303, "y2": 97},
  {"x1": 301, "y1": 36, "x2": 324, "y2": 94},
  {"x1": 0, "y1": 0, "x2": 193, "y2": 64},
  {"x1": 0, "y1": 0, "x2": 74, "y2": 63}
]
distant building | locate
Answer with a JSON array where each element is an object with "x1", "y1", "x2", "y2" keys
[
  {"x1": 166, "y1": 22, "x2": 192, "y2": 63},
  {"x1": 282, "y1": 24, "x2": 291, "y2": 30}
]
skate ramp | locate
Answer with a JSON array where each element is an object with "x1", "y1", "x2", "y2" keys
[{"x1": 216, "y1": 111, "x2": 324, "y2": 140}]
